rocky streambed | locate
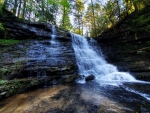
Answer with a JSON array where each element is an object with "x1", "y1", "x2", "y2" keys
[{"x1": 0, "y1": 81, "x2": 150, "y2": 113}]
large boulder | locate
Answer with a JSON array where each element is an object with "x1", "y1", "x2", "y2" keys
[{"x1": 85, "y1": 75, "x2": 95, "y2": 81}]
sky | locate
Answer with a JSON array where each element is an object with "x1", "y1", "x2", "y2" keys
[{"x1": 70, "y1": 0, "x2": 108, "y2": 35}]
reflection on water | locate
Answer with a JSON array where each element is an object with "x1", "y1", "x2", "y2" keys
[{"x1": 0, "y1": 82, "x2": 150, "y2": 113}]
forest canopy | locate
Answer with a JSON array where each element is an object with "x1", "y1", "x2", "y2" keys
[{"x1": 0, "y1": 0, "x2": 149, "y2": 37}]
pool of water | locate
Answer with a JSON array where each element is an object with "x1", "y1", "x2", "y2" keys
[{"x1": 0, "y1": 81, "x2": 150, "y2": 113}]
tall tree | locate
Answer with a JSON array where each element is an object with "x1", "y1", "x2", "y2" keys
[
  {"x1": 74, "y1": 0, "x2": 84, "y2": 35},
  {"x1": 84, "y1": 2, "x2": 102, "y2": 37},
  {"x1": 60, "y1": 0, "x2": 72, "y2": 29},
  {"x1": 41, "y1": 0, "x2": 45, "y2": 20},
  {"x1": 90, "y1": 0, "x2": 97, "y2": 37},
  {"x1": 46, "y1": 0, "x2": 59, "y2": 24},
  {"x1": 17, "y1": 0, "x2": 22, "y2": 17},
  {"x1": 22, "y1": 0, "x2": 27, "y2": 19},
  {"x1": 13, "y1": 0, "x2": 18, "y2": 15}
]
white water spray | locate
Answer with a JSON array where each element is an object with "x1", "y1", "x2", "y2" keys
[
  {"x1": 51, "y1": 25, "x2": 56, "y2": 44},
  {"x1": 71, "y1": 34, "x2": 136, "y2": 82}
]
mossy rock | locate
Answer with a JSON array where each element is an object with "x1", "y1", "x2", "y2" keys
[{"x1": 62, "y1": 74, "x2": 79, "y2": 83}]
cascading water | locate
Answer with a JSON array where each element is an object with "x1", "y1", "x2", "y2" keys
[
  {"x1": 50, "y1": 25, "x2": 56, "y2": 45},
  {"x1": 71, "y1": 33, "x2": 136, "y2": 83}
]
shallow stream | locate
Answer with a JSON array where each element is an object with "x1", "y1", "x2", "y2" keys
[{"x1": 0, "y1": 81, "x2": 150, "y2": 113}]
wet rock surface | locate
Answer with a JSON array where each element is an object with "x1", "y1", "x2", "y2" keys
[
  {"x1": 0, "y1": 39, "x2": 76, "y2": 79},
  {"x1": 0, "y1": 82, "x2": 150, "y2": 113},
  {"x1": 0, "y1": 9, "x2": 71, "y2": 40},
  {"x1": 85, "y1": 75, "x2": 95, "y2": 81},
  {"x1": 97, "y1": 40, "x2": 150, "y2": 81},
  {"x1": 96, "y1": 6, "x2": 150, "y2": 81},
  {"x1": 0, "y1": 35, "x2": 77, "y2": 100}
]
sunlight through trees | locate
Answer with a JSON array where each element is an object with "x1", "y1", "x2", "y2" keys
[{"x1": 0, "y1": 0, "x2": 149, "y2": 37}]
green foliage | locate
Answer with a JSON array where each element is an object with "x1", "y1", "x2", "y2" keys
[
  {"x1": 48, "y1": 0, "x2": 59, "y2": 6},
  {"x1": 30, "y1": 81, "x2": 34, "y2": 85},
  {"x1": 0, "y1": 23, "x2": 4, "y2": 31},
  {"x1": 0, "y1": 2, "x2": 4, "y2": 31},
  {"x1": 9, "y1": 88, "x2": 14, "y2": 94},
  {"x1": 60, "y1": 0, "x2": 72, "y2": 30},
  {"x1": 73, "y1": 28, "x2": 83, "y2": 35},
  {"x1": 132, "y1": 15, "x2": 150, "y2": 26},
  {"x1": 0, "y1": 0, "x2": 149, "y2": 35},
  {"x1": 0, "y1": 68, "x2": 8, "y2": 79},
  {"x1": 0, "y1": 80, "x2": 8, "y2": 85},
  {"x1": 0, "y1": 39, "x2": 22, "y2": 45},
  {"x1": 60, "y1": 0, "x2": 70, "y2": 8},
  {"x1": 132, "y1": 13, "x2": 150, "y2": 33},
  {"x1": 13, "y1": 78, "x2": 21, "y2": 86}
]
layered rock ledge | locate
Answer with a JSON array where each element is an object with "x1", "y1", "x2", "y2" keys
[{"x1": 96, "y1": 6, "x2": 150, "y2": 81}]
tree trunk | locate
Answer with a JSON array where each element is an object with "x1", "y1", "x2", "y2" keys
[
  {"x1": 116, "y1": 0, "x2": 121, "y2": 19},
  {"x1": 41, "y1": 0, "x2": 45, "y2": 21},
  {"x1": 132, "y1": 1, "x2": 138, "y2": 11},
  {"x1": 13, "y1": 0, "x2": 18, "y2": 15},
  {"x1": 91, "y1": 0, "x2": 97, "y2": 37},
  {"x1": 22, "y1": 0, "x2": 26, "y2": 19},
  {"x1": 77, "y1": 11, "x2": 80, "y2": 34},
  {"x1": 62, "y1": 6, "x2": 66, "y2": 27},
  {"x1": 17, "y1": 0, "x2": 22, "y2": 17},
  {"x1": 82, "y1": 20, "x2": 83, "y2": 35},
  {"x1": 28, "y1": 0, "x2": 33, "y2": 22}
]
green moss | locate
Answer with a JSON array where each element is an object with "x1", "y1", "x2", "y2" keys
[
  {"x1": 0, "y1": 23, "x2": 4, "y2": 31},
  {"x1": 30, "y1": 81, "x2": 38, "y2": 86},
  {"x1": 0, "y1": 80, "x2": 8, "y2": 85},
  {"x1": 0, "y1": 68, "x2": 9, "y2": 79},
  {"x1": 0, "y1": 39, "x2": 23, "y2": 45}
]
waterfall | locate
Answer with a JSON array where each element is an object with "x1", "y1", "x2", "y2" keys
[
  {"x1": 71, "y1": 33, "x2": 136, "y2": 83},
  {"x1": 51, "y1": 25, "x2": 56, "y2": 45}
]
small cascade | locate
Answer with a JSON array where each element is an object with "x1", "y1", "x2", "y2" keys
[
  {"x1": 71, "y1": 33, "x2": 136, "y2": 83},
  {"x1": 50, "y1": 25, "x2": 57, "y2": 45}
]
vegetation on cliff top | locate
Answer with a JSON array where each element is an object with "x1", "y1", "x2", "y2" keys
[
  {"x1": 0, "y1": 0, "x2": 149, "y2": 37},
  {"x1": 0, "y1": 39, "x2": 22, "y2": 45}
]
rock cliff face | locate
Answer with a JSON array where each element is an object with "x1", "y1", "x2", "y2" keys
[
  {"x1": 96, "y1": 6, "x2": 150, "y2": 81},
  {"x1": 0, "y1": 32, "x2": 77, "y2": 80},
  {"x1": 0, "y1": 9, "x2": 71, "y2": 40},
  {"x1": 0, "y1": 18, "x2": 78, "y2": 100},
  {"x1": 0, "y1": 9, "x2": 77, "y2": 82}
]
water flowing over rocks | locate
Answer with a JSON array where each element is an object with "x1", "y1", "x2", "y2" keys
[
  {"x1": 71, "y1": 33, "x2": 136, "y2": 83},
  {"x1": 0, "y1": 21, "x2": 77, "y2": 100},
  {"x1": 1, "y1": 8, "x2": 150, "y2": 111}
]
